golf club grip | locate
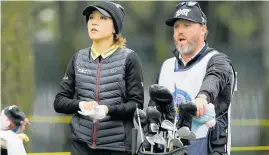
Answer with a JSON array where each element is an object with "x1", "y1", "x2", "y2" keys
[{"x1": 131, "y1": 128, "x2": 138, "y2": 155}]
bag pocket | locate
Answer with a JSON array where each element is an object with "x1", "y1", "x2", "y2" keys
[
  {"x1": 208, "y1": 114, "x2": 228, "y2": 154},
  {"x1": 187, "y1": 137, "x2": 208, "y2": 155}
]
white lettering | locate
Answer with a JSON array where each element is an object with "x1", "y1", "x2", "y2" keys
[
  {"x1": 78, "y1": 68, "x2": 91, "y2": 75},
  {"x1": 176, "y1": 9, "x2": 191, "y2": 17}
]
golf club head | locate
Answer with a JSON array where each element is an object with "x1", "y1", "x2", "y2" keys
[
  {"x1": 176, "y1": 126, "x2": 196, "y2": 140},
  {"x1": 168, "y1": 130, "x2": 173, "y2": 139},
  {"x1": 146, "y1": 106, "x2": 161, "y2": 124},
  {"x1": 161, "y1": 120, "x2": 174, "y2": 131},
  {"x1": 153, "y1": 134, "x2": 166, "y2": 145},
  {"x1": 149, "y1": 84, "x2": 173, "y2": 106},
  {"x1": 146, "y1": 136, "x2": 155, "y2": 145},
  {"x1": 177, "y1": 126, "x2": 190, "y2": 137},
  {"x1": 171, "y1": 138, "x2": 183, "y2": 148},
  {"x1": 149, "y1": 123, "x2": 159, "y2": 133},
  {"x1": 134, "y1": 109, "x2": 147, "y2": 127},
  {"x1": 187, "y1": 131, "x2": 196, "y2": 140}
]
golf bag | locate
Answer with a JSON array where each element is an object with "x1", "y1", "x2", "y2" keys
[
  {"x1": 133, "y1": 84, "x2": 189, "y2": 155},
  {"x1": 137, "y1": 143, "x2": 188, "y2": 155}
]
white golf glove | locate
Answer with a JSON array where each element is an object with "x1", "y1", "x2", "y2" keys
[{"x1": 78, "y1": 105, "x2": 107, "y2": 122}]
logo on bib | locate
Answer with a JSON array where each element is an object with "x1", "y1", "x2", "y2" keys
[
  {"x1": 173, "y1": 85, "x2": 191, "y2": 105},
  {"x1": 173, "y1": 84, "x2": 192, "y2": 120}
]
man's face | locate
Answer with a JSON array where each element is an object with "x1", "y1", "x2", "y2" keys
[
  {"x1": 87, "y1": 10, "x2": 115, "y2": 41},
  {"x1": 9, "y1": 119, "x2": 29, "y2": 133},
  {"x1": 8, "y1": 121, "x2": 17, "y2": 130},
  {"x1": 173, "y1": 19, "x2": 205, "y2": 55}
]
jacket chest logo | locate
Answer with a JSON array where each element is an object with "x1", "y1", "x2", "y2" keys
[
  {"x1": 110, "y1": 68, "x2": 119, "y2": 73},
  {"x1": 78, "y1": 68, "x2": 91, "y2": 75}
]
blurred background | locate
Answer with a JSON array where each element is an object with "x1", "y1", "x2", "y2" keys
[{"x1": 1, "y1": 1, "x2": 269, "y2": 155}]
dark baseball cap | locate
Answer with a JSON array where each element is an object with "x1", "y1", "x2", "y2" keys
[
  {"x1": 4, "y1": 105, "x2": 25, "y2": 127},
  {"x1": 83, "y1": 5, "x2": 111, "y2": 18},
  {"x1": 166, "y1": 1, "x2": 207, "y2": 27},
  {"x1": 83, "y1": 1, "x2": 125, "y2": 34}
]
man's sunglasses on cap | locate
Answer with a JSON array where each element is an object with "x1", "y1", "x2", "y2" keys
[
  {"x1": 176, "y1": 1, "x2": 206, "y2": 25},
  {"x1": 177, "y1": 1, "x2": 200, "y2": 8}
]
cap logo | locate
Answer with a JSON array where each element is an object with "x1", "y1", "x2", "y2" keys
[
  {"x1": 114, "y1": 3, "x2": 121, "y2": 8},
  {"x1": 176, "y1": 9, "x2": 191, "y2": 17},
  {"x1": 110, "y1": 2, "x2": 124, "y2": 10}
]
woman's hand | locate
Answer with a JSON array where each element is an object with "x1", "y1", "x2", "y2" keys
[
  {"x1": 79, "y1": 101, "x2": 98, "y2": 111},
  {"x1": 98, "y1": 105, "x2": 108, "y2": 114}
]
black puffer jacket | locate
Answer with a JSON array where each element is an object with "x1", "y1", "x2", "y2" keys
[{"x1": 54, "y1": 47, "x2": 144, "y2": 152}]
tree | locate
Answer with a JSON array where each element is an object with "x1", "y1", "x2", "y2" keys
[
  {"x1": 1, "y1": 1, "x2": 35, "y2": 114},
  {"x1": 1, "y1": 2, "x2": 35, "y2": 151},
  {"x1": 56, "y1": 1, "x2": 87, "y2": 75},
  {"x1": 261, "y1": 1, "x2": 269, "y2": 148}
]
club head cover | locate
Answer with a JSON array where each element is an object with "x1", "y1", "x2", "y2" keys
[
  {"x1": 162, "y1": 103, "x2": 176, "y2": 123},
  {"x1": 150, "y1": 103, "x2": 176, "y2": 126},
  {"x1": 134, "y1": 109, "x2": 148, "y2": 127},
  {"x1": 143, "y1": 124, "x2": 150, "y2": 134},
  {"x1": 149, "y1": 84, "x2": 173, "y2": 106},
  {"x1": 179, "y1": 103, "x2": 197, "y2": 119},
  {"x1": 146, "y1": 106, "x2": 161, "y2": 124},
  {"x1": 181, "y1": 139, "x2": 190, "y2": 146},
  {"x1": 177, "y1": 102, "x2": 196, "y2": 130}
]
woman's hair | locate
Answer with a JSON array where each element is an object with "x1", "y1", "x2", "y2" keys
[{"x1": 113, "y1": 33, "x2": 127, "y2": 47}]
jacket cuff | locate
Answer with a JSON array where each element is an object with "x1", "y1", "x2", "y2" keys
[
  {"x1": 107, "y1": 105, "x2": 117, "y2": 115},
  {"x1": 72, "y1": 100, "x2": 81, "y2": 111}
]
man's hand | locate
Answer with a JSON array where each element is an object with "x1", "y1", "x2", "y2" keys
[
  {"x1": 17, "y1": 133, "x2": 30, "y2": 142},
  {"x1": 19, "y1": 118, "x2": 31, "y2": 133},
  {"x1": 79, "y1": 101, "x2": 98, "y2": 111},
  {"x1": 195, "y1": 97, "x2": 208, "y2": 118}
]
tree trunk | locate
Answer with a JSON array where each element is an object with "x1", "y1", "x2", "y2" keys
[{"x1": 57, "y1": 1, "x2": 75, "y2": 75}]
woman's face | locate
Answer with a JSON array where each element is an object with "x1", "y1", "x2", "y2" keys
[{"x1": 87, "y1": 10, "x2": 115, "y2": 41}]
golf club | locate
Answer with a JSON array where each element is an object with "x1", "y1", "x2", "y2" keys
[{"x1": 136, "y1": 104, "x2": 145, "y2": 152}]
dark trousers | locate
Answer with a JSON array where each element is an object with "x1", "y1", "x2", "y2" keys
[{"x1": 71, "y1": 141, "x2": 131, "y2": 155}]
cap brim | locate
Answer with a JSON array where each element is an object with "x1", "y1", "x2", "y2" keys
[
  {"x1": 165, "y1": 17, "x2": 201, "y2": 27},
  {"x1": 83, "y1": 5, "x2": 111, "y2": 17}
]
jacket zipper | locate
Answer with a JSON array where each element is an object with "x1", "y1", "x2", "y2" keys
[{"x1": 92, "y1": 57, "x2": 102, "y2": 148}]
